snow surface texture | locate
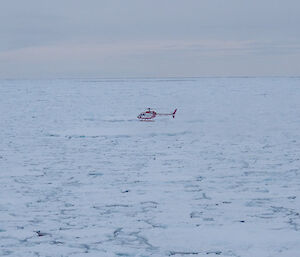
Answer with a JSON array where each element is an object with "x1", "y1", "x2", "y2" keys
[{"x1": 0, "y1": 78, "x2": 300, "y2": 257}]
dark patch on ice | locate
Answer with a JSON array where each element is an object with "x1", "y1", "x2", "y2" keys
[
  {"x1": 59, "y1": 227, "x2": 72, "y2": 231},
  {"x1": 138, "y1": 219, "x2": 166, "y2": 228},
  {"x1": 190, "y1": 211, "x2": 203, "y2": 218},
  {"x1": 246, "y1": 198, "x2": 271, "y2": 207},
  {"x1": 1, "y1": 250, "x2": 13, "y2": 256},
  {"x1": 116, "y1": 253, "x2": 130, "y2": 257},
  {"x1": 65, "y1": 134, "x2": 103, "y2": 139},
  {"x1": 46, "y1": 133, "x2": 60, "y2": 137},
  {"x1": 80, "y1": 243, "x2": 90, "y2": 253},
  {"x1": 195, "y1": 193, "x2": 211, "y2": 200},
  {"x1": 288, "y1": 218, "x2": 300, "y2": 231},
  {"x1": 196, "y1": 176, "x2": 204, "y2": 181},
  {"x1": 50, "y1": 240, "x2": 64, "y2": 245},
  {"x1": 35, "y1": 230, "x2": 51, "y2": 237},
  {"x1": 114, "y1": 227, "x2": 123, "y2": 237},
  {"x1": 169, "y1": 251, "x2": 200, "y2": 255},
  {"x1": 88, "y1": 171, "x2": 103, "y2": 177},
  {"x1": 64, "y1": 202, "x2": 74, "y2": 207},
  {"x1": 184, "y1": 184, "x2": 202, "y2": 192},
  {"x1": 148, "y1": 131, "x2": 190, "y2": 137},
  {"x1": 201, "y1": 193, "x2": 211, "y2": 200},
  {"x1": 140, "y1": 201, "x2": 159, "y2": 211},
  {"x1": 269, "y1": 206, "x2": 300, "y2": 231},
  {"x1": 206, "y1": 250, "x2": 222, "y2": 255},
  {"x1": 141, "y1": 201, "x2": 158, "y2": 205},
  {"x1": 111, "y1": 229, "x2": 157, "y2": 251},
  {"x1": 105, "y1": 204, "x2": 132, "y2": 208},
  {"x1": 203, "y1": 217, "x2": 214, "y2": 222},
  {"x1": 222, "y1": 201, "x2": 231, "y2": 204}
]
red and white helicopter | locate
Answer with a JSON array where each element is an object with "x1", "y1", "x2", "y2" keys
[{"x1": 137, "y1": 108, "x2": 177, "y2": 121}]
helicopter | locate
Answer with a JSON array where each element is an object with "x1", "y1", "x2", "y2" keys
[{"x1": 137, "y1": 108, "x2": 177, "y2": 121}]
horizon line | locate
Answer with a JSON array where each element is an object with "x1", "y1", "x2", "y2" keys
[{"x1": 1, "y1": 75, "x2": 300, "y2": 81}]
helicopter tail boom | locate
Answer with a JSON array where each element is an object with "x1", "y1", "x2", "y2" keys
[{"x1": 156, "y1": 109, "x2": 177, "y2": 118}]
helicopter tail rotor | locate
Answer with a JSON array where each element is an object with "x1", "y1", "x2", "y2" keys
[{"x1": 172, "y1": 109, "x2": 177, "y2": 118}]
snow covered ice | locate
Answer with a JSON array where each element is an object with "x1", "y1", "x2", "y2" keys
[{"x1": 1, "y1": 77, "x2": 300, "y2": 256}]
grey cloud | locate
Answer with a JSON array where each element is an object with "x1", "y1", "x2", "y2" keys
[{"x1": 0, "y1": 0, "x2": 300, "y2": 77}]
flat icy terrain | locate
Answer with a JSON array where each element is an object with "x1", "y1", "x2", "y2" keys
[{"x1": 1, "y1": 77, "x2": 300, "y2": 257}]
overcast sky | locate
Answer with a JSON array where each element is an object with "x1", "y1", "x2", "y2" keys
[{"x1": 0, "y1": 0, "x2": 299, "y2": 78}]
